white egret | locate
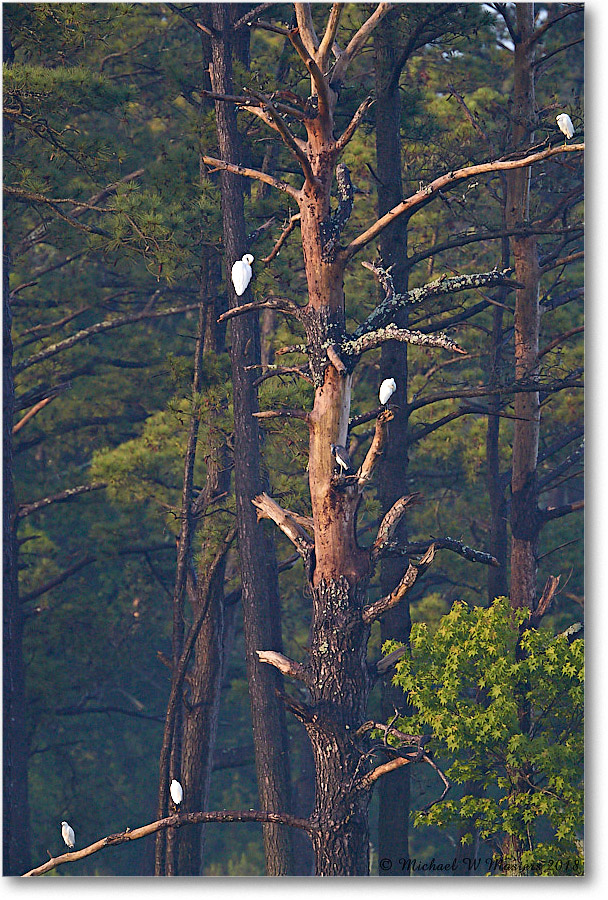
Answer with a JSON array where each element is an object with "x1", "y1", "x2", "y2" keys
[
  {"x1": 379, "y1": 378, "x2": 397, "y2": 406},
  {"x1": 556, "y1": 113, "x2": 574, "y2": 142},
  {"x1": 61, "y1": 820, "x2": 75, "y2": 851},
  {"x1": 331, "y1": 443, "x2": 353, "y2": 475},
  {"x1": 170, "y1": 778, "x2": 183, "y2": 806},
  {"x1": 231, "y1": 253, "x2": 254, "y2": 296}
]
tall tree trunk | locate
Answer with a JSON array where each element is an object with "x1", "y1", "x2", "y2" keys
[
  {"x1": 503, "y1": 4, "x2": 540, "y2": 870},
  {"x1": 486, "y1": 235, "x2": 511, "y2": 603},
  {"x1": 506, "y1": 4, "x2": 541, "y2": 611},
  {"x1": 373, "y1": 10, "x2": 412, "y2": 874},
  {"x1": 178, "y1": 255, "x2": 232, "y2": 876},
  {"x1": 209, "y1": 4, "x2": 294, "y2": 876},
  {"x1": 3, "y1": 26, "x2": 31, "y2": 875}
]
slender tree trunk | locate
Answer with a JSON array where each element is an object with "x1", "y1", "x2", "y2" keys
[
  {"x1": 486, "y1": 235, "x2": 511, "y2": 603},
  {"x1": 209, "y1": 4, "x2": 294, "y2": 875},
  {"x1": 373, "y1": 10, "x2": 412, "y2": 874},
  {"x1": 3, "y1": 26, "x2": 31, "y2": 875},
  {"x1": 506, "y1": 4, "x2": 541, "y2": 611},
  {"x1": 503, "y1": 4, "x2": 540, "y2": 871}
]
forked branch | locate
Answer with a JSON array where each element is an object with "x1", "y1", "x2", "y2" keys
[{"x1": 362, "y1": 544, "x2": 435, "y2": 624}]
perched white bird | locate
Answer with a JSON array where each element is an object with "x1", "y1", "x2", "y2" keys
[
  {"x1": 61, "y1": 820, "x2": 75, "y2": 851},
  {"x1": 379, "y1": 377, "x2": 397, "y2": 406},
  {"x1": 170, "y1": 779, "x2": 183, "y2": 806},
  {"x1": 231, "y1": 253, "x2": 254, "y2": 296},
  {"x1": 331, "y1": 443, "x2": 353, "y2": 475},
  {"x1": 556, "y1": 113, "x2": 574, "y2": 141}
]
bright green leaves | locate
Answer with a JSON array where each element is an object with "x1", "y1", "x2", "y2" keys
[{"x1": 384, "y1": 597, "x2": 584, "y2": 874}]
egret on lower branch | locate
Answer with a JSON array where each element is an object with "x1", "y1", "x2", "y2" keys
[
  {"x1": 61, "y1": 821, "x2": 75, "y2": 851},
  {"x1": 379, "y1": 377, "x2": 397, "y2": 406},
  {"x1": 170, "y1": 778, "x2": 183, "y2": 806},
  {"x1": 331, "y1": 443, "x2": 353, "y2": 475},
  {"x1": 231, "y1": 253, "x2": 254, "y2": 296},
  {"x1": 556, "y1": 113, "x2": 574, "y2": 142}
]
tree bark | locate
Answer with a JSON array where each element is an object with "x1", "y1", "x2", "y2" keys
[
  {"x1": 506, "y1": 4, "x2": 541, "y2": 611},
  {"x1": 373, "y1": 9, "x2": 412, "y2": 874},
  {"x1": 208, "y1": 4, "x2": 295, "y2": 876}
]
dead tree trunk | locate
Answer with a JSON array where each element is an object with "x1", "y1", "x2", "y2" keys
[{"x1": 201, "y1": 3, "x2": 582, "y2": 876}]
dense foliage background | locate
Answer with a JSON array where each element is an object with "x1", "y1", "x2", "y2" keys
[{"x1": 4, "y1": 2, "x2": 583, "y2": 875}]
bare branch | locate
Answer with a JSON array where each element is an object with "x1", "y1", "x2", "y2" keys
[
  {"x1": 356, "y1": 409, "x2": 394, "y2": 489},
  {"x1": 246, "y1": 89, "x2": 316, "y2": 184},
  {"x1": 261, "y1": 213, "x2": 301, "y2": 263},
  {"x1": 217, "y1": 296, "x2": 301, "y2": 323},
  {"x1": 294, "y1": 3, "x2": 320, "y2": 55},
  {"x1": 14, "y1": 304, "x2": 202, "y2": 374},
  {"x1": 256, "y1": 650, "x2": 306, "y2": 681},
  {"x1": 202, "y1": 155, "x2": 301, "y2": 200},
  {"x1": 12, "y1": 396, "x2": 55, "y2": 433},
  {"x1": 233, "y1": 3, "x2": 275, "y2": 31},
  {"x1": 288, "y1": 27, "x2": 331, "y2": 118},
  {"x1": 344, "y1": 144, "x2": 584, "y2": 259},
  {"x1": 362, "y1": 545, "x2": 435, "y2": 624},
  {"x1": 381, "y1": 536, "x2": 500, "y2": 568},
  {"x1": 538, "y1": 325, "x2": 583, "y2": 359},
  {"x1": 252, "y1": 492, "x2": 314, "y2": 560},
  {"x1": 542, "y1": 498, "x2": 584, "y2": 523},
  {"x1": 335, "y1": 96, "x2": 374, "y2": 153},
  {"x1": 371, "y1": 494, "x2": 423, "y2": 562},
  {"x1": 317, "y1": 3, "x2": 344, "y2": 72},
  {"x1": 17, "y1": 482, "x2": 107, "y2": 519},
  {"x1": 331, "y1": 3, "x2": 394, "y2": 86},
  {"x1": 252, "y1": 409, "x2": 309, "y2": 421},
  {"x1": 528, "y1": 575, "x2": 561, "y2": 627},
  {"x1": 23, "y1": 809, "x2": 315, "y2": 876},
  {"x1": 342, "y1": 324, "x2": 465, "y2": 359}
]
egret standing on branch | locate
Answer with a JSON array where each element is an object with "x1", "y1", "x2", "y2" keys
[
  {"x1": 556, "y1": 113, "x2": 574, "y2": 143},
  {"x1": 170, "y1": 779, "x2": 183, "y2": 806},
  {"x1": 331, "y1": 443, "x2": 354, "y2": 476},
  {"x1": 379, "y1": 377, "x2": 397, "y2": 406},
  {"x1": 61, "y1": 821, "x2": 75, "y2": 851},
  {"x1": 231, "y1": 253, "x2": 254, "y2": 296}
]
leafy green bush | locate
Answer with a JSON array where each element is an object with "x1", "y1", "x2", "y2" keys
[{"x1": 385, "y1": 597, "x2": 584, "y2": 875}]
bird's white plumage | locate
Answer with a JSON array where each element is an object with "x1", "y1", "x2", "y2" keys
[
  {"x1": 379, "y1": 378, "x2": 397, "y2": 405},
  {"x1": 170, "y1": 779, "x2": 183, "y2": 805},
  {"x1": 231, "y1": 254, "x2": 254, "y2": 296},
  {"x1": 61, "y1": 820, "x2": 75, "y2": 850},
  {"x1": 556, "y1": 113, "x2": 574, "y2": 140}
]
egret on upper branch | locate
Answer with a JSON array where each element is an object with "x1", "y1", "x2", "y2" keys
[
  {"x1": 61, "y1": 820, "x2": 75, "y2": 851},
  {"x1": 379, "y1": 378, "x2": 397, "y2": 406},
  {"x1": 556, "y1": 113, "x2": 574, "y2": 142},
  {"x1": 331, "y1": 443, "x2": 353, "y2": 475},
  {"x1": 231, "y1": 253, "x2": 254, "y2": 296},
  {"x1": 170, "y1": 779, "x2": 183, "y2": 805}
]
